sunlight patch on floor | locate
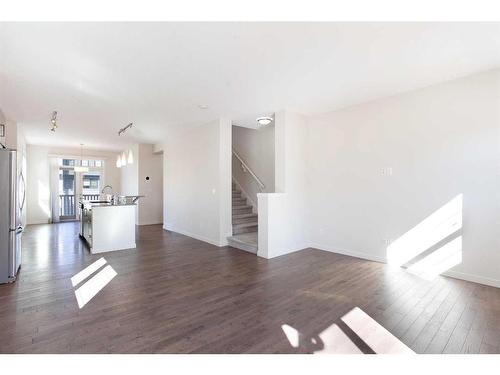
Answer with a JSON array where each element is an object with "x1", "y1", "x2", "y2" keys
[
  {"x1": 74, "y1": 265, "x2": 117, "y2": 308},
  {"x1": 341, "y1": 307, "x2": 414, "y2": 354},
  {"x1": 407, "y1": 236, "x2": 462, "y2": 280},
  {"x1": 71, "y1": 257, "x2": 117, "y2": 308},
  {"x1": 282, "y1": 307, "x2": 414, "y2": 354},
  {"x1": 71, "y1": 257, "x2": 107, "y2": 287}
]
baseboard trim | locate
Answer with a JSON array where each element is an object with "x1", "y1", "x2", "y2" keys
[
  {"x1": 443, "y1": 270, "x2": 500, "y2": 288},
  {"x1": 138, "y1": 221, "x2": 163, "y2": 226},
  {"x1": 163, "y1": 224, "x2": 226, "y2": 247},
  {"x1": 258, "y1": 243, "x2": 309, "y2": 259},
  {"x1": 309, "y1": 242, "x2": 499, "y2": 288},
  {"x1": 309, "y1": 242, "x2": 386, "y2": 264}
]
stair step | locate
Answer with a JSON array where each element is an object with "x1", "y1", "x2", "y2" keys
[
  {"x1": 232, "y1": 198, "x2": 247, "y2": 205},
  {"x1": 233, "y1": 213, "x2": 258, "y2": 224},
  {"x1": 232, "y1": 207, "x2": 252, "y2": 215},
  {"x1": 233, "y1": 222, "x2": 258, "y2": 235},
  {"x1": 233, "y1": 212, "x2": 257, "y2": 219},
  {"x1": 233, "y1": 204, "x2": 252, "y2": 213},
  {"x1": 234, "y1": 221, "x2": 258, "y2": 229},
  {"x1": 227, "y1": 234, "x2": 258, "y2": 254}
]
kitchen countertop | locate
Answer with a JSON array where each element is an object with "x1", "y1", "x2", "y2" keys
[{"x1": 81, "y1": 201, "x2": 137, "y2": 208}]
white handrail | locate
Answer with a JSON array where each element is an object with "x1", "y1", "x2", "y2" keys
[{"x1": 232, "y1": 148, "x2": 265, "y2": 191}]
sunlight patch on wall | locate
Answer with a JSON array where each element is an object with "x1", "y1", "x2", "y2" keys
[
  {"x1": 387, "y1": 194, "x2": 462, "y2": 268},
  {"x1": 38, "y1": 179, "x2": 51, "y2": 219}
]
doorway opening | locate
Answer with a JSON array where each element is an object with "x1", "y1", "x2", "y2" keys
[{"x1": 57, "y1": 158, "x2": 104, "y2": 221}]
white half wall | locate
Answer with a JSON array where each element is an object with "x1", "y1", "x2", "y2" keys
[
  {"x1": 306, "y1": 69, "x2": 500, "y2": 287},
  {"x1": 257, "y1": 111, "x2": 309, "y2": 258},
  {"x1": 163, "y1": 118, "x2": 232, "y2": 246}
]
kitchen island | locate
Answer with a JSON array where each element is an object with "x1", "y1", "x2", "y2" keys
[{"x1": 80, "y1": 201, "x2": 136, "y2": 253}]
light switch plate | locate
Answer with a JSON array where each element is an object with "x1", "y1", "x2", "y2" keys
[{"x1": 381, "y1": 167, "x2": 393, "y2": 176}]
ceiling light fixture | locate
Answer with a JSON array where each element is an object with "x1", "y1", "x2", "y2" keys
[
  {"x1": 121, "y1": 151, "x2": 127, "y2": 166},
  {"x1": 50, "y1": 111, "x2": 58, "y2": 132},
  {"x1": 74, "y1": 143, "x2": 89, "y2": 173},
  {"x1": 116, "y1": 154, "x2": 122, "y2": 168},
  {"x1": 256, "y1": 116, "x2": 273, "y2": 126},
  {"x1": 127, "y1": 149, "x2": 134, "y2": 164},
  {"x1": 118, "y1": 123, "x2": 133, "y2": 136}
]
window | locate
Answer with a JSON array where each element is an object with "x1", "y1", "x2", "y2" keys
[{"x1": 82, "y1": 174, "x2": 101, "y2": 195}]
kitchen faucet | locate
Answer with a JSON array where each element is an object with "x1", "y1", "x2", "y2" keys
[{"x1": 101, "y1": 185, "x2": 113, "y2": 194}]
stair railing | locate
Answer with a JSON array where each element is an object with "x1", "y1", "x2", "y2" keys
[{"x1": 232, "y1": 148, "x2": 265, "y2": 191}]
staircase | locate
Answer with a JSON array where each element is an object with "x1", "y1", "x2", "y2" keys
[{"x1": 227, "y1": 183, "x2": 258, "y2": 254}]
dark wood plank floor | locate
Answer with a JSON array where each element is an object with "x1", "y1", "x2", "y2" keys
[{"x1": 0, "y1": 222, "x2": 499, "y2": 354}]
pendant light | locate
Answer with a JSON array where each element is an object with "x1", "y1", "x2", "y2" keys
[
  {"x1": 116, "y1": 154, "x2": 122, "y2": 168},
  {"x1": 74, "y1": 143, "x2": 89, "y2": 173},
  {"x1": 121, "y1": 151, "x2": 127, "y2": 166},
  {"x1": 127, "y1": 149, "x2": 134, "y2": 164}
]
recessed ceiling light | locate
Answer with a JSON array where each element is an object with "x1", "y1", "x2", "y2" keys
[
  {"x1": 256, "y1": 116, "x2": 273, "y2": 126},
  {"x1": 198, "y1": 105, "x2": 209, "y2": 110}
]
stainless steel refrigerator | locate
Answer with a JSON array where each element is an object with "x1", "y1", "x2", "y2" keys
[{"x1": 0, "y1": 148, "x2": 24, "y2": 284}]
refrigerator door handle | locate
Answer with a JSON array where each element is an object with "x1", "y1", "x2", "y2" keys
[
  {"x1": 9, "y1": 150, "x2": 17, "y2": 229},
  {"x1": 19, "y1": 171, "x2": 26, "y2": 210}
]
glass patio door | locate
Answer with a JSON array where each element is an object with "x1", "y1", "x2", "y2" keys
[{"x1": 59, "y1": 168, "x2": 76, "y2": 220}]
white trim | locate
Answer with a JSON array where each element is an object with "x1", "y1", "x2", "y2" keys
[
  {"x1": 232, "y1": 177, "x2": 257, "y2": 213},
  {"x1": 310, "y1": 242, "x2": 387, "y2": 264},
  {"x1": 138, "y1": 221, "x2": 163, "y2": 226},
  {"x1": 443, "y1": 270, "x2": 500, "y2": 289},
  {"x1": 309, "y1": 242, "x2": 500, "y2": 288},
  {"x1": 163, "y1": 224, "x2": 227, "y2": 247},
  {"x1": 258, "y1": 243, "x2": 309, "y2": 259}
]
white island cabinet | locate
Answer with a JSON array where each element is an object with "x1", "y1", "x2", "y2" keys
[{"x1": 80, "y1": 202, "x2": 136, "y2": 253}]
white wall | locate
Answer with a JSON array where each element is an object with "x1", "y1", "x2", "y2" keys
[
  {"x1": 2, "y1": 119, "x2": 17, "y2": 149},
  {"x1": 258, "y1": 111, "x2": 309, "y2": 258},
  {"x1": 232, "y1": 124, "x2": 275, "y2": 208},
  {"x1": 164, "y1": 118, "x2": 232, "y2": 246},
  {"x1": 120, "y1": 144, "x2": 139, "y2": 196},
  {"x1": 138, "y1": 144, "x2": 163, "y2": 225},
  {"x1": 26, "y1": 145, "x2": 51, "y2": 224},
  {"x1": 305, "y1": 69, "x2": 500, "y2": 287},
  {"x1": 26, "y1": 145, "x2": 122, "y2": 225}
]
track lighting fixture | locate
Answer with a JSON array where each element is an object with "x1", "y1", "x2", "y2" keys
[
  {"x1": 118, "y1": 123, "x2": 133, "y2": 136},
  {"x1": 50, "y1": 111, "x2": 58, "y2": 132}
]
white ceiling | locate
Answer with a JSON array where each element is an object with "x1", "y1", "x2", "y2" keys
[{"x1": 0, "y1": 22, "x2": 499, "y2": 150}]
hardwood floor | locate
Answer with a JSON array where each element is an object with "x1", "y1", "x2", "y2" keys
[{"x1": 0, "y1": 222, "x2": 499, "y2": 354}]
